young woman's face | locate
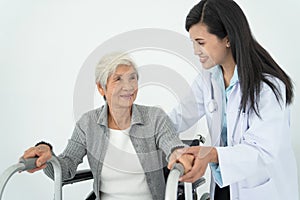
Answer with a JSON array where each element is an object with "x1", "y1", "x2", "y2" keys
[
  {"x1": 98, "y1": 65, "x2": 138, "y2": 109},
  {"x1": 189, "y1": 23, "x2": 231, "y2": 69}
]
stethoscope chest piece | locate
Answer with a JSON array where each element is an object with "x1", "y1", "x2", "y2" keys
[
  {"x1": 207, "y1": 73, "x2": 218, "y2": 113},
  {"x1": 207, "y1": 100, "x2": 218, "y2": 113}
]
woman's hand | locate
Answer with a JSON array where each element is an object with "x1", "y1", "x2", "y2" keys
[
  {"x1": 168, "y1": 148, "x2": 195, "y2": 174},
  {"x1": 176, "y1": 146, "x2": 218, "y2": 182},
  {"x1": 21, "y1": 144, "x2": 52, "y2": 173}
]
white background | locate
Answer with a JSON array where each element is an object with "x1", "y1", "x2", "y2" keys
[{"x1": 0, "y1": 0, "x2": 299, "y2": 199}]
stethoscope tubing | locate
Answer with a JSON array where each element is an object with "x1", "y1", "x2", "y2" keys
[{"x1": 207, "y1": 73, "x2": 244, "y2": 145}]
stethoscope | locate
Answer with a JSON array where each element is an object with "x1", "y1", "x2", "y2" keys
[
  {"x1": 206, "y1": 73, "x2": 245, "y2": 144},
  {"x1": 207, "y1": 74, "x2": 218, "y2": 113}
]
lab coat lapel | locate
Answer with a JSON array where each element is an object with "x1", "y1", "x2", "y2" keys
[
  {"x1": 226, "y1": 84, "x2": 244, "y2": 146},
  {"x1": 210, "y1": 78, "x2": 223, "y2": 146}
]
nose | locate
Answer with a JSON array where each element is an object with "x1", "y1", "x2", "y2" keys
[
  {"x1": 192, "y1": 41, "x2": 203, "y2": 55},
  {"x1": 194, "y1": 48, "x2": 203, "y2": 56},
  {"x1": 121, "y1": 80, "x2": 135, "y2": 91}
]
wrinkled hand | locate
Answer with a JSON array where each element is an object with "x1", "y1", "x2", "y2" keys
[
  {"x1": 21, "y1": 144, "x2": 52, "y2": 173},
  {"x1": 168, "y1": 148, "x2": 195, "y2": 174},
  {"x1": 171, "y1": 146, "x2": 218, "y2": 183}
]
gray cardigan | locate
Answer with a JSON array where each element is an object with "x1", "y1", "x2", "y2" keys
[{"x1": 44, "y1": 104, "x2": 185, "y2": 200}]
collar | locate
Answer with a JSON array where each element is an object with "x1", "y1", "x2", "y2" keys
[
  {"x1": 208, "y1": 65, "x2": 239, "y2": 84},
  {"x1": 229, "y1": 65, "x2": 239, "y2": 87},
  {"x1": 96, "y1": 103, "x2": 145, "y2": 127},
  {"x1": 207, "y1": 65, "x2": 222, "y2": 80}
]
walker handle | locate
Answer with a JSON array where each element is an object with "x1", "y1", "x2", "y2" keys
[
  {"x1": 165, "y1": 163, "x2": 186, "y2": 200},
  {"x1": 19, "y1": 157, "x2": 38, "y2": 171},
  {"x1": 0, "y1": 156, "x2": 62, "y2": 200}
]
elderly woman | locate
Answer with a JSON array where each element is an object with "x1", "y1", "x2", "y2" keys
[{"x1": 22, "y1": 52, "x2": 193, "y2": 200}]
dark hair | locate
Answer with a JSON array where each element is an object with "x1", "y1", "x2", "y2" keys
[{"x1": 186, "y1": 0, "x2": 294, "y2": 115}]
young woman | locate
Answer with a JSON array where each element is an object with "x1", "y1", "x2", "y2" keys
[{"x1": 168, "y1": 0, "x2": 299, "y2": 199}]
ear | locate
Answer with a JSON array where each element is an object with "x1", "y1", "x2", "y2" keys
[
  {"x1": 225, "y1": 36, "x2": 230, "y2": 48},
  {"x1": 97, "y1": 83, "x2": 105, "y2": 96}
]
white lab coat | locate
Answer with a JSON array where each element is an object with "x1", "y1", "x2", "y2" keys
[{"x1": 169, "y1": 66, "x2": 299, "y2": 200}]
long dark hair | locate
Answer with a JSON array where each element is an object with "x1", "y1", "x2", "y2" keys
[{"x1": 186, "y1": 0, "x2": 293, "y2": 115}]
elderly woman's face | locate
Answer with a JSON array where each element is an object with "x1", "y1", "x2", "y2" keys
[{"x1": 99, "y1": 64, "x2": 138, "y2": 109}]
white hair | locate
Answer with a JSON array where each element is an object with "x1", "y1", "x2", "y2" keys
[{"x1": 95, "y1": 52, "x2": 138, "y2": 88}]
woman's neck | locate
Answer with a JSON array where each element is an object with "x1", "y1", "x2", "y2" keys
[
  {"x1": 220, "y1": 51, "x2": 236, "y2": 88},
  {"x1": 108, "y1": 107, "x2": 132, "y2": 130},
  {"x1": 221, "y1": 60, "x2": 236, "y2": 88},
  {"x1": 223, "y1": 68, "x2": 234, "y2": 88}
]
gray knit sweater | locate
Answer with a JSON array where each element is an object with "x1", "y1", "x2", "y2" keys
[{"x1": 44, "y1": 104, "x2": 185, "y2": 200}]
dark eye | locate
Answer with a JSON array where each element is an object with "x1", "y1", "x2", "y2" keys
[
  {"x1": 130, "y1": 75, "x2": 137, "y2": 80},
  {"x1": 198, "y1": 41, "x2": 204, "y2": 46},
  {"x1": 114, "y1": 77, "x2": 121, "y2": 81}
]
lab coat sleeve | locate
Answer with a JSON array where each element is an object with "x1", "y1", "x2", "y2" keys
[
  {"x1": 216, "y1": 78, "x2": 289, "y2": 186},
  {"x1": 168, "y1": 74, "x2": 206, "y2": 133}
]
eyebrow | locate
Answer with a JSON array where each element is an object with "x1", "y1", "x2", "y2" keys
[{"x1": 194, "y1": 38, "x2": 204, "y2": 41}]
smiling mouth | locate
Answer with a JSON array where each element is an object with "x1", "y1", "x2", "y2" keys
[
  {"x1": 120, "y1": 94, "x2": 133, "y2": 98},
  {"x1": 199, "y1": 56, "x2": 208, "y2": 63}
]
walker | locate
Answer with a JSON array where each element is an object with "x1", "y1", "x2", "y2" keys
[
  {"x1": 0, "y1": 157, "x2": 207, "y2": 200},
  {"x1": 0, "y1": 138, "x2": 210, "y2": 200}
]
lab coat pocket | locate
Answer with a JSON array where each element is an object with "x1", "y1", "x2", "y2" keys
[{"x1": 239, "y1": 178, "x2": 279, "y2": 200}]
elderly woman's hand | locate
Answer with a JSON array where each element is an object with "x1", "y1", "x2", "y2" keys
[
  {"x1": 168, "y1": 148, "x2": 195, "y2": 174},
  {"x1": 174, "y1": 146, "x2": 218, "y2": 183},
  {"x1": 21, "y1": 144, "x2": 52, "y2": 173}
]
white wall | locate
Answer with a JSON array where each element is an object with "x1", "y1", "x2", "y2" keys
[{"x1": 0, "y1": 0, "x2": 299, "y2": 199}]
